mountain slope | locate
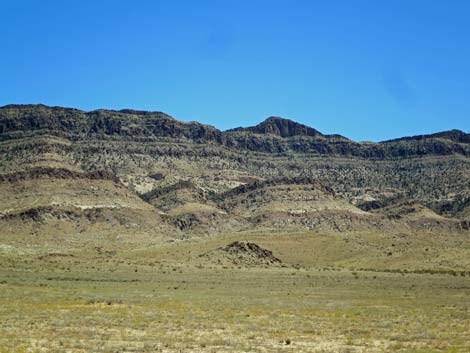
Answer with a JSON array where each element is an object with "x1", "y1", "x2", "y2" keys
[{"x1": 0, "y1": 104, "x2": 468, "y2": 239}]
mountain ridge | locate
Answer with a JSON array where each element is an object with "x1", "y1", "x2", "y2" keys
[
  {"x1": 1, "y1": 104, "x2": 467, "y2": 144},
  {"x1": 0, "y1": 103, "x2": 469, "y2": 236}
]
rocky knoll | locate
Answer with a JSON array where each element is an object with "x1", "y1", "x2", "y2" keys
[{"x1": 199, "y1": 241, "x2": 282, "y2": 267}]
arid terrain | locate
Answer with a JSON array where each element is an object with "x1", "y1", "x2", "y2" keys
[{"x1": 0, "y1": 104, "x2": 469, "y2": 352}]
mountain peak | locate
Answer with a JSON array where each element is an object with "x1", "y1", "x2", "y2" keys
[{"x1": 230, "y1": 116, "x2": 324, "y2": 138}]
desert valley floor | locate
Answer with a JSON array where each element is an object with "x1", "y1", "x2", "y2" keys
[{"x1": 1, "y1": 230, "x2": 470, "y2": 353}]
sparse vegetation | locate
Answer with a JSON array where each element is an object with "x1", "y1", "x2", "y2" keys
[
  {"x1": 0, "y1": 104, "x2": 469, "y2": 352},
  {"x1": 1, "y1": 239, "x2": 470, "y2": 352}
]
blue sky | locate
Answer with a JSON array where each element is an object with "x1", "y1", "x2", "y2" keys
[{"x1": 1, "y1": 0, "x2": 469, "y2": 141}]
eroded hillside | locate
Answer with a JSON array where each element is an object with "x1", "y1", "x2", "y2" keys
[{"x1": 0, "y1": 104, "x2": 468, "y2": 239}]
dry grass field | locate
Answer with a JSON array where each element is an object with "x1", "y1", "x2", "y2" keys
[{"x1": 1, "y1": 230, "x2": 469, "y2": 353}]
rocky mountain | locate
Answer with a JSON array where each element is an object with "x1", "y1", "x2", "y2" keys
[
  {"x1": 228, "y1": 116, "x2": 332, "y2": 138},
  {"x1": 0, "y1": 104, "x2": 468, "y2": 239}
]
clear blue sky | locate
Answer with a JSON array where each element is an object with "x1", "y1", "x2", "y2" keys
[{"x1": 1, "y1": 0, "x2": 469, "y2": 141}]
